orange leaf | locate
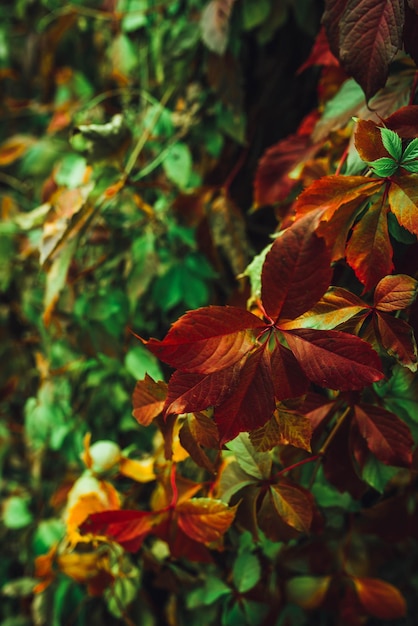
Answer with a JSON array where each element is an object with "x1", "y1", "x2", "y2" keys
[
  {"x1": 132, "y1": 374, "x2": 167, "y2": 426},
  {"x1": 352, "y1": 577, "x2": 407, "y2": 620},
  {"x1": 0, "y1": 135, "x2": 35, "y2": 166},
  {"x1": 176, "y1": 498, "x2": 237, "y2": 544}
]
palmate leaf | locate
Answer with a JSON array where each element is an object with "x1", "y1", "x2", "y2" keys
[
  {"x1": 323, "y1": 0, "x2": 404, "y2": 100},
  {"x1": 140, "y1": 216, "x2": 384, "y2": 443}
]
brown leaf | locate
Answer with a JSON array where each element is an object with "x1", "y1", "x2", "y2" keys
[{"x1": 132, "y1": 375, "x2": 167, "y2": 426}]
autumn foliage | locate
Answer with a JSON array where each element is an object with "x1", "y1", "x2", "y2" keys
[{"x1": 2, "y1": 1, "x2": 418, "y2": 625}]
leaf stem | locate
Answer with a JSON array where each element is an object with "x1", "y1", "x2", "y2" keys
[
  {"x1": 168, "y1": 463, "x2": 178, "y2": 509},
  {"x1": 276, "y1": 454, "x2": 321, "y2": 478},
  {"x1": 318, "y1": 405, "x2": 351, "y2": 457}
]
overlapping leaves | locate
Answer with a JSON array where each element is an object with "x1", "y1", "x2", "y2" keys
[
  {"x1": 294, "y1": 116, "x2": 418, "y2": 290},
  {"x1": 141, "y1": 214, "x2": 383, "y2": 443}
]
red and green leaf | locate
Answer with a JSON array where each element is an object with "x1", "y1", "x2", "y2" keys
[{"x1": 374, "y1": 312, "x2": 417, "y2": 370}]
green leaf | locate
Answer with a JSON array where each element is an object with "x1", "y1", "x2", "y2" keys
[
  {"x1": 232, "y1": 552, "x2": 261, "y2": 593},
  {"x1": 124, "y1": 345, "x2": 163, "y2": 381},
  {"x1": 361, "y1": 455, "x2": 400, "y2": 493},
  {"x1": 242, "y1": 0, "x2": 271, "y2": 30},
  {"x1": 226, "y1": 433, "x2": 272, "y2": 480},
  {"x1": 242, "y1": 243, "x2": 271, "y2": 299},
  {"x1": 388, "y1": 212, "x2": 417, "y2": 244},
  {"x1": 120, "y1": 0, "x2": 148, "y2": 31},
  {"x1": 55, "y1": 154, "x2": 87, "y2": 188},
  {"x1": 3, "y1": 496, "x2": 33, "y2": 529},
  {"x1": 162, "y1": 142, "x2": 192, "y2": 188},
  {"x1": 400, "y1": 137, "x2": 418, "y2": 162},
  {"x1": 368, "y1": 157, "x2": 398, "y2": 177},
  {"x1": 380, "y1": 128, "x2": 402, "y2": 161},
  {"x1": 401, "y1": 160, "x2": 418, "y2": 173},
  {"x1": 32, "y1": 519, "x2": 66, "y2": 555},
  {"x1": 186, "y1": 576, "x2": 231, "y2": 609}
]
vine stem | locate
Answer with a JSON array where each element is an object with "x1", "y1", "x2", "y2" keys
[
  {"x1": 318, "y1": 405, "x2": 351, "y2": 457},
  {"x1": 308, "y1": 405, "x2": 351, "y2": 488}
]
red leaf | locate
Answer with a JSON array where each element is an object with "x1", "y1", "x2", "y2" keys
[
  {"x1": 294, "y1": 175, "x2": 383, "y2": 221},
  {"x1": 179, "y1": 412, "x2": 220, "y2": 472},
  {"x1": 270, "y1": 344, "x2": 310, "y2": 400},
  {"x1": 80, "y1": 509, "x2": 161, "y2": 553},
  {"x1": 385, "y1": 105, "x2": 418, "y2": 138},
  {"x1": 354, "y1": 120, "x2": 389, "y2": 162},
  {"x1": 254, "y1": 134, "x2": 319, "y2": 207},
  {"x1": 345, "y1": 199, "x2": 393, "y2": 290},
  {"x1": 298, "y1": 27, "x2": 339, "y2": 73},
  {"x1": 353, "y1": 404, "x2": 413, "y2": 467},
  {"x1": 403, "y1": 2, "x2": 418, "y2": 66},
  {"x1": 283, "y1": 328, "x2": 384, "y2": 390},
  {"x1": 373, "y1": 274, "x2": 418, "y2": 311},
  {"x1": 164, "y1": 362, "x2": 241, "y2": 415},
  {"x1": 375, "y1": 312, "x2": 417, "y2": 370},
  {"x1": 143, "y1": 306, "x2": 263, "y2": 374},
  {"x1": 261, "y1": 214, "x2": 332, "y2": 321},
  {"x1": 389, "y1": 175, "x2": 418, "y2": 235},
  {"x1": 132, "y1": 375, "x2": 167, "y2": 426},
  {"x1": 214, "y1": 345, "x2": 276, "y2": 444},
  {"x1": 176, "y1": 498, "x2": 237, "y2": 544},
  {"x1": 200, "y1": 0, "x2": 236, "y2": 55},
  {"x1": 324, "y1": 0, "x2": 404, "y2": 100},
  {"x1": 352, "y1": 577, "x2": 407, "y2": 619}
]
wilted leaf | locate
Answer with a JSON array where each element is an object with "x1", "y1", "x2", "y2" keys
[{"x1": 0, "y1": 135, "x2": 36, "y2": 166}]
